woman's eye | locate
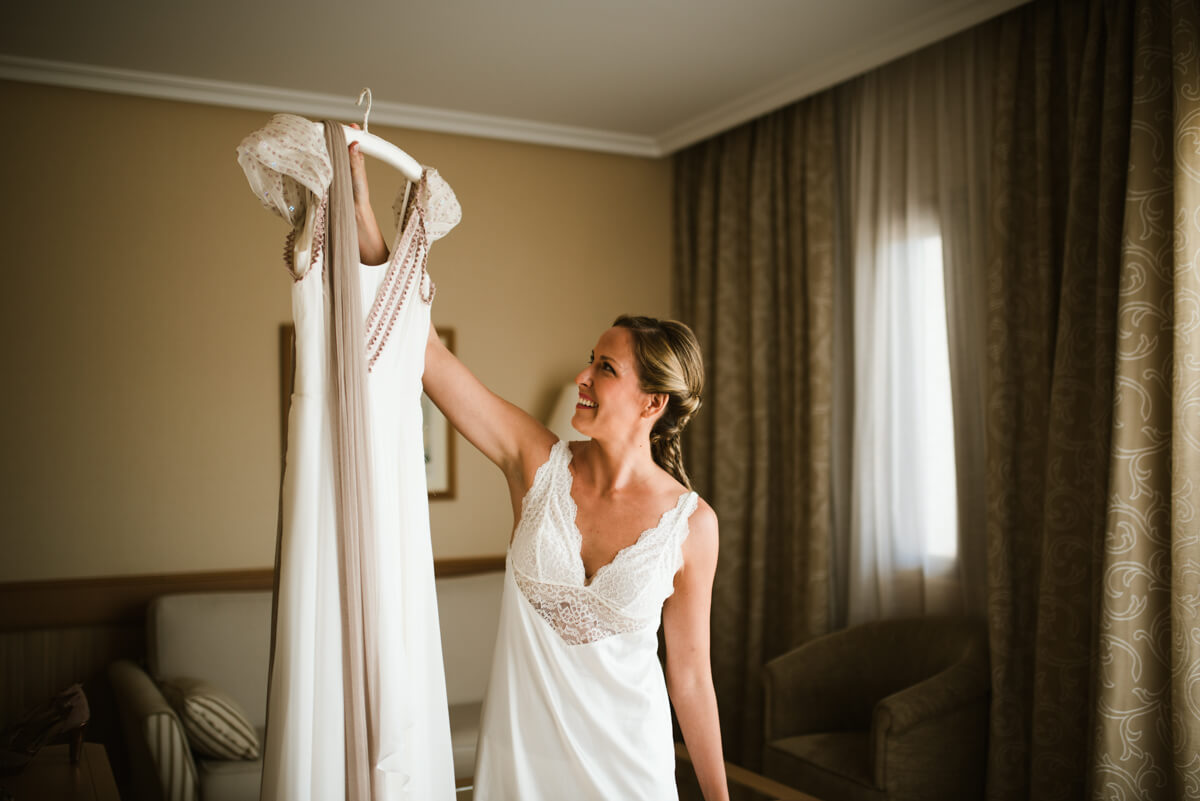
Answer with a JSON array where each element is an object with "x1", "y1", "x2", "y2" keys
[{"x1": 603, "y1": 364, "x2": 615, "y2": 374}]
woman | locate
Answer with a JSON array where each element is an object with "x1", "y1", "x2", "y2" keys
[{"x1": 350, "y1": 142, "x2": 729, "y2": 801}]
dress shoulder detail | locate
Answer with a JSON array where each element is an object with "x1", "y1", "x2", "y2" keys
[
  {"x1": 392, "y1": 167, "x2": 462, "y2": 243},
  {"x1": 237, "y1": 114, "x2": 330, "y2": 227}
]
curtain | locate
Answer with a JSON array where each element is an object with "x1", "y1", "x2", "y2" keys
[
  {"x1": 672, "y1": 0, "x2": 1199, "y2": 795},
  {"x1": 833, "y1": 26, "x2": 996, "y2": 625},
  {"x1": 673, "y1": 95, "x2": 836, "y2": 770},
  {"x1": 985, "y1": 1, "x2": 1200, "y2": 799}
]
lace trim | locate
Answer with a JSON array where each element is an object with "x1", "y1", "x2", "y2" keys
[
  {"x1": 513, "y1": 571, "x2": 655, "y2": 646},
  {"x1": 509, "y1": 441, "x2": 701, "y2": 646}
]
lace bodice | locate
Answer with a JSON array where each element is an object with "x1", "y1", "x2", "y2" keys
[{"x1": 509, "y1": 441, "x2": 698, "y2": 646}]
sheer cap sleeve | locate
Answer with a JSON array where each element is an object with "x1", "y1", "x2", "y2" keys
[
  {"x1": 393, "y1": 167, "x2": 462, "y2": 242},
  {"x1": 237, "y1": 114, "x2": 332, "y2": 226}
]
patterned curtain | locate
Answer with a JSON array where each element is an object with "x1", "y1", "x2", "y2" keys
[
  {"x1": 985, "y1": 1, "x2": 1200, "y2": 799},
  {"x1": 673, "y1": 96, "x2": 836, "y2": 771}
]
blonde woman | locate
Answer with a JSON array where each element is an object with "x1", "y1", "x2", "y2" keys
[{"x1": 350, "y1": 143, "x2": 729, "y2": 801}]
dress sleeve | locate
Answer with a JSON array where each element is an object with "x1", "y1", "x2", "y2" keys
[
  {"x1": 392, "y1": 167, "x2": 462, "y2": 244},
  {"x1": 236, "y1": 114, "x2": 332, "y2": 228}
]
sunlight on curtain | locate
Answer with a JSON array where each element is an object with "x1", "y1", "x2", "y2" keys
[
  {"x1": 847, "y1": 209, "x2": 960, "y2": 624},
  {"x1": 900, "y1": 233, "x2": 957, "y2": 562}
]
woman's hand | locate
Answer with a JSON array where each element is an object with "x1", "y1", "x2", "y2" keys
[{"x1": 347, "y1": 123, "x2": 389, "y2": 265}]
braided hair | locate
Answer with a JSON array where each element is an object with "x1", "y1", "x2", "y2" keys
[{"x1": 612, "y1": 315, "x2": 704, "y2": 491}]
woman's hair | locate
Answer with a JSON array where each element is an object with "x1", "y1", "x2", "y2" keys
[{"x1": 612, "y1": 315, "x2": 705, "y2": 491}]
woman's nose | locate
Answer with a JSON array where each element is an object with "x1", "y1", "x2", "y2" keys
[{"x1": 574, "y1": 366, "x2": 590, "y2": 387}]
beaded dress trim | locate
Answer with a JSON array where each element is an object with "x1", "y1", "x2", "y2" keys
[{"x1": 236, "y1": 114, "x2": 462, "y2": 369}]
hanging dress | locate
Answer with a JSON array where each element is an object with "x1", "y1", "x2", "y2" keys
[
  {"x1": 237, "y1": 114, "x2": 461, "y2": 801},
  {"x1": 474, "y1": 440, "x2": 699, "y2": 800}
]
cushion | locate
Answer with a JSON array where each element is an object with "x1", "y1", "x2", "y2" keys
[
  {"x1": 161, "y1": 677, "x2": 261, "y2": 760},
  {"x1": 196, "y1": 731, "x2": 265, "y2": 801},
  {"x1": 148, "y1": 591, "x2": 272, "y2": 729}
]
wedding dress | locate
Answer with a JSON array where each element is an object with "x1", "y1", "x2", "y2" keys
[
  {"x1": 473, "y1": 439, "x2": 699, "y2": 800},
  {"x1": 237, "y1": 114, "x2": 461, "y2": 801}
]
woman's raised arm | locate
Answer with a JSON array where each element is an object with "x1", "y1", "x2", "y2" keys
[
  {"x1": 423, "y1": 323, "x2": 557, "y2": 484},
  {"x1": 348, "y1": 132, "x2": 390, "y2": 266}
]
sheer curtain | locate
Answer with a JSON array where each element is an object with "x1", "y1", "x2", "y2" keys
[{"x1": 834, "y1": 29, "x2": 995, "y2": 624}]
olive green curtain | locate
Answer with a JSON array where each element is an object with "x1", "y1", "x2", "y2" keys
[
  {"x1": 985, "y1": 1, "x2": 1200, "y2": 799},
  {"x1": 673, "y1": 96, "x2": 836, "y2": 771}
]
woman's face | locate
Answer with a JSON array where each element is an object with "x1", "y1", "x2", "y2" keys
[{"x1": 572, "y1": 327, "x2": 656, "y2": 440}]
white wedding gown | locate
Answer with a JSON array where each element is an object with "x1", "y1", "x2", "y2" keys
[
  {"x1": 474, "y1": 440, "x2": 699, "y2": 800},
  {"x1": 238, "y1": 114, "x2": 461, "y2": 801}
]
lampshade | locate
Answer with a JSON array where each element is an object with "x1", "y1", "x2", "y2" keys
[{"x1": 546, "y1": 381, "x2": 587, "y2": 442}]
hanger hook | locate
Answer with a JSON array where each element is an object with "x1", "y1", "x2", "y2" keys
[{"x1": 356, "y1": 87, "x2": 373, "y2": 135}]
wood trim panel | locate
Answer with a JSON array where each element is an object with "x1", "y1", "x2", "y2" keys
[{"x1": 0, "y1": 556, "x2": 505, "y2": 632}]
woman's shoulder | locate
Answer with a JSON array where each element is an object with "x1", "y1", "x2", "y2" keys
[
  {"x1": 652, "y1": 470, "x2": 715, "y2": 533},
  {"x1": 686, "y1": 495, "x2": 717, "y2": 535},
  {"x1": 678, "y1": 496, "x2": 718, "y2": 578},
  {"x1": 518, "y1": 430, "x2": 565, "y2": 484}
]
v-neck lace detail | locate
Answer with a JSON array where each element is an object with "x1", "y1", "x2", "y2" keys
[
  {"x1": 510, "y1": 440, "x2": 698, "y2": 646},
  {"x1": 561, "y1": 443, "x2": 692, "y2": 587}
]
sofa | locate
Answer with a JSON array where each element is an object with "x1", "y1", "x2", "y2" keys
[
  {"x1": 109, "y1": 570, "x2": 504, "y2": 801},
  {"x1": 762, "y1": 616, "x2": 990, "y2": 801}
]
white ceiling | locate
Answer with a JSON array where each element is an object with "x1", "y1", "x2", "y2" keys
[{"x1": 0, "y1": 0, "x2": 1026, "y2": 156}]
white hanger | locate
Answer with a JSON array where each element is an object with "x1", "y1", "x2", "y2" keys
[{"x1": 342, "y1": 88, "x2": 422, "y2": 183}]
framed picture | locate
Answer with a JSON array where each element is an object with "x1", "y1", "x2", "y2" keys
[
  {"x1": 279, "y1": 323, "x2": 456, "y2": 500},
  {"x1": 424, "y1": 328, "x2": 456, "y2": 500}
]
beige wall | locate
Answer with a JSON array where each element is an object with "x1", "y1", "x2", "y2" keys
[{"x1": 0, "y1": 80, "x2": 672, "y2": 582}]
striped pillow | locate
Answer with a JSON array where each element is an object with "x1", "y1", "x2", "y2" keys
[{"x1": 160, "y1": 678, "x2": 261, "y2": 761}]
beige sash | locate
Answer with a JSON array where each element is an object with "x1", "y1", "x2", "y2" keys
[{"x1": 322, "y1": 121, "x2": 381, "y2": 801}]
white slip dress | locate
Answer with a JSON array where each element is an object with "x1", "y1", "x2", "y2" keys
[
  {"x1": 473, "y1": 440, "x2": 699, "y2": 800},
  {"x1": 237, "y1": 114, "x2": 462, "y2": 801}
]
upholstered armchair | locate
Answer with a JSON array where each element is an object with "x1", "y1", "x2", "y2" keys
[{"x1": 762, "y1": 616, "x2": 990, "y2": 801}]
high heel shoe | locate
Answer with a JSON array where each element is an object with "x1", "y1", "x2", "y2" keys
[{"x1": 0, "y1": 683, "x2": 90, "y2": 776}]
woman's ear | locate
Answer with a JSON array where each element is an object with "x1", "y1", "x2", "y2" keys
[{"x1": 642, "y1": 393, "x2": 669, "y2": 419}]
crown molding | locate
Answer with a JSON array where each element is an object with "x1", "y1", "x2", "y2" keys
[
  {"x1": 656, "y1": 0, "x2": 1029, "y2": 153},
  {"x1": 0, "y1": 54, "x2": 663, "y2": 158}
]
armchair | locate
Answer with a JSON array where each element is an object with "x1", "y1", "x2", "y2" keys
[{"x1": 762, "y1": 616, "x2": 990, "y2": 801}]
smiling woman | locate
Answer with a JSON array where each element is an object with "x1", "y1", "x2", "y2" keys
[{"x1": 420, "y1": 310, "x2": 729, "y2": 801}]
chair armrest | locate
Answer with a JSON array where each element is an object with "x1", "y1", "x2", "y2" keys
[
  {"x1": 108, "y1": 659, "x2": 200, "y2": 801},
  {"x1": 874, "y1": 659, "x2": 989, "y2": 735},
  {"x1": 762, "y1": 632, "x2": 882, "y2": 741},
  {"x1": 871, "y1": 659, "x2": 990, "y2": 788}
]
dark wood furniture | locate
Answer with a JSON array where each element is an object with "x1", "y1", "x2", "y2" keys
[{"x1": 0, "y1": 743, "x2": 120, "y2": 801}]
